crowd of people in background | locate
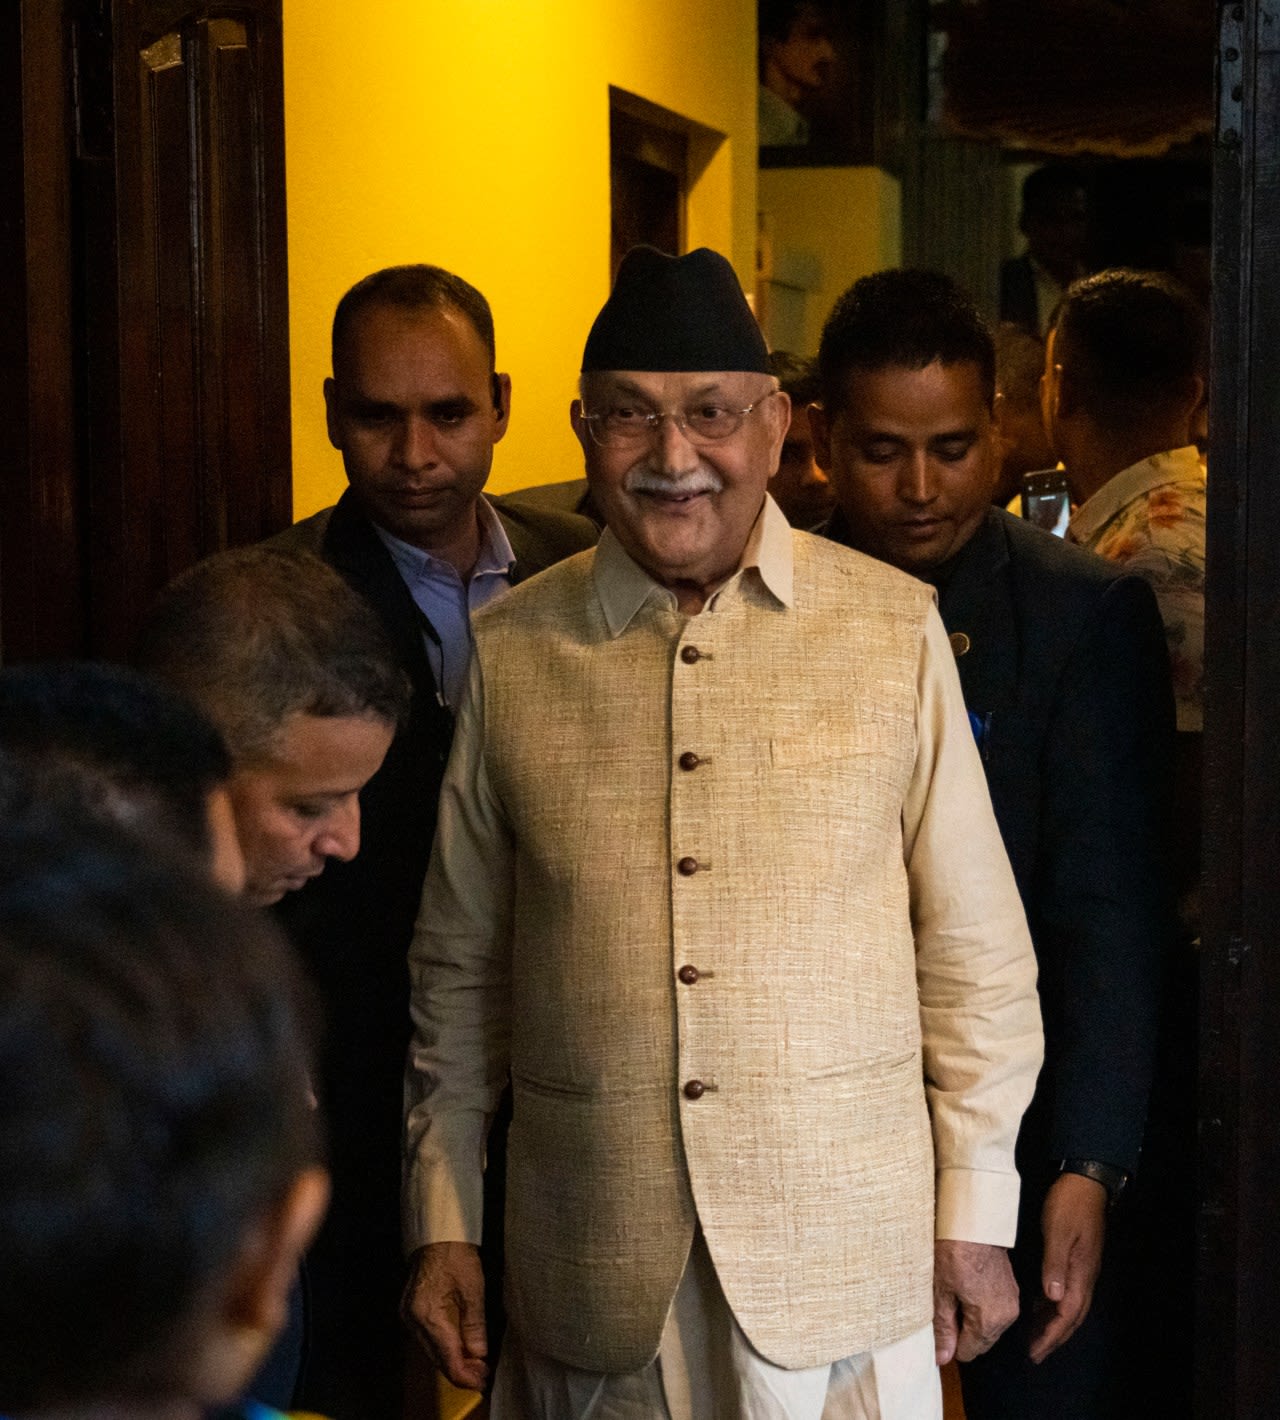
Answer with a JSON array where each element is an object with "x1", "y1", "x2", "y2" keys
[{"x1": 0, "y1": 174, "x2": 1208, "y2": 1420}]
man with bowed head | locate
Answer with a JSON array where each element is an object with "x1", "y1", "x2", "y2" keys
[
  {"x1": 811, "y1": 268, "x2": 1173, "y2": 1419},
  {"x1": 401, "y1": 246, "x2": 1043, "y2": 1418},
  {"x1": 134, "y1": 546, "x2": 407, "y2": 1410}
]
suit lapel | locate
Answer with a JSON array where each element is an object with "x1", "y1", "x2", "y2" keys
[
  {"x1": 936, "y1": 511, "x2": 1019, "y2": 712},
  {"x1": 501, "y1": 508, "x2": 540, "y2": 587},
  {"x1": 320, "y1": 490, "x2": 439, "y2": 701}
]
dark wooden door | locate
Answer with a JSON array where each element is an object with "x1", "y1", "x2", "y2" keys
[
  {"x1": 0, "y1": 0, "x2": 82, "y2": 662},
  {"x1": 0, "y1": 0, "x2": 291, "y2": 662},
  {"x1": 1199, "y1": 1, "x2": 1280, "y2": 1413}
]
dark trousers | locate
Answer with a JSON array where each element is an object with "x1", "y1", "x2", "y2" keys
[{"x1": 959, "y1": 1188, "x2": 1123, "y2": 1420}]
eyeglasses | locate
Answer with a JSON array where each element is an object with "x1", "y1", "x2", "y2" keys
[{"x1": 581, "y1": 390, "x2": 779, "y2": 448}]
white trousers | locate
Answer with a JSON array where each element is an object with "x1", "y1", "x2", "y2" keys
[{"x1": 490, "y1": 1231, "x2": 941, "y2": 1420}]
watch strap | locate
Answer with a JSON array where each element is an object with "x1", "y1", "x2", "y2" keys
[{"x1": 1058, "y1": 1157, "x2": 1129, "y2": 1204}]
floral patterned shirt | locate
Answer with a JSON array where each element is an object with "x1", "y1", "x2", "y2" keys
[{"x1": 1069, "y1": 446, "x2": 1206, "y2": 731}]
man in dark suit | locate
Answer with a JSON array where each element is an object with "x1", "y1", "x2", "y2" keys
[
  {"x1": 1000, "y1": 165, "x2": 1090, "y2": 338},
  {"x1": 272, "y1": 264, "x2": 596, "y2": 1419},
  {"x1": 811, "y1": 269, "x2": 1175, "y2": 1419}
]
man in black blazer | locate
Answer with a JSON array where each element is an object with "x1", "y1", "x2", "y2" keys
[
  {"x1": 999, "y1": 164, "x2": 1090, "y2": 338},
  {"x1": 811, "y1": 270, "x2": 1174, "y2": 1419},
  {"x1": 272, "y1": 265, "x2": 596, "y2": 1420}
]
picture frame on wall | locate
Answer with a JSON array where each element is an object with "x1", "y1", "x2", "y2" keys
[{"x1": 758, "y1": 0, "x2": 905, "y2": 172}]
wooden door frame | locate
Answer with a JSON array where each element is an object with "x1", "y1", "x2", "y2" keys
[
  {"x1": 1199, "y1": 1, "x2": 1280, "y2": 1412},
  {"x1": 0, "y1": 0, "x2": 292, "y2": 664},
  {"x1": 0, "y1": 0, "x2": 83, "y2": 660}
]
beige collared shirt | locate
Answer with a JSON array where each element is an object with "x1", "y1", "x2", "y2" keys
[
  {"x1": 593, "y1": 485, "x2": 795, "y2": 635},
  {"x1": 405, "y1": 495, "x2": 1041, "y2": 1371}
]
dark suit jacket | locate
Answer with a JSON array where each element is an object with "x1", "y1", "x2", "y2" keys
[
  {"x1": 826, "y1": 506, "x2": 1174, "y2": 1178},
  {"x1": 269, "y1": 489, "x2": 596, "y2": 1418},
  {"x1": 505, "y1": 475, "x2": 603, "y2": 528}
]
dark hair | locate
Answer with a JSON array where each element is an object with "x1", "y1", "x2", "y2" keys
[
  {"x1": 768, "y1": 350, "x2": 821, "y2": 407},
  {"x1": 1020, "y1": 163, "x2": 1087, "y2": 221},
  {"x1": 0, "y1": 818, "x2": 318, "y2": 1411},
  {"x1": 135, "y1": 547, "x2": 410, "y2": 763},
  {"x1": 817, "y1": 268, "x2": 996, "y2": 413},
  {"x1": 332, "y1": 264, "x2": 496, "y2": 373},
  {"x1": 1052, "y1": 269, "x2": 1207, "y2": 432},
  {"x1": 759, "y1": 0, "x2": 834, "y2": 45},
  {"x1": 0, "y1": 662, "x2": 230, "y2": 864}
]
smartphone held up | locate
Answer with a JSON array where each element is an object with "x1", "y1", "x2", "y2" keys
[{"x1": 1021, "y1": 469, "x2": 1071, "y2": 538}]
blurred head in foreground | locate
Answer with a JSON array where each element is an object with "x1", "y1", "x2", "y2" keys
[
  {"x1": 0, "y1": 660, "x2": 245, "y2": 894},
  {"x1": 0, "y1": 819, "x2": 327, "y2": 1418}
]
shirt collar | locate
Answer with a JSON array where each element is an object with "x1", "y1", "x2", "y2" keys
[
  {"x1": 372, "y1": 494, "x2": 516, "y2": 584},
  {"x1": 593, "y1": 494, "x2": 794, "y2": 639},
  {"x1": 473, "y1": 495, "x2": 518, "y2": 576},
  {"x1": 1068, "y1": 446, "x2": 1204, "y2": 545}
]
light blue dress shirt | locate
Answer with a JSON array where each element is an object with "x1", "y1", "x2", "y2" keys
[{"x1": 373, "y1": 497, "x2": 516, "y2": 710}]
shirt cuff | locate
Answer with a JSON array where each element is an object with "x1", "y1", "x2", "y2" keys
[
  {"x1": 935, "y1": 1167, "x2": 1022, "y2": 1247},
  {"x1": 402, "y1": 1148, "x2": 485, "y2": 1255}
]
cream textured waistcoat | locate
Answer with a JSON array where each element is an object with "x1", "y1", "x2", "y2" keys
[{"x1": 406, "y1": 524, "x2": 1040, "y2": 1374}]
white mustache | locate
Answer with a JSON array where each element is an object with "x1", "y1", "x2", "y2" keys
[{"x1": 625, "y1": 466, "x2": 724, "y2": 498}]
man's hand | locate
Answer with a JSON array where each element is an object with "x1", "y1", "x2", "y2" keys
[
  {"x1": 1028, "y1": 1172, "x2": 1107, "y2": 1364},
  {"x1": 933, "y1": 1239, "x2": 1020, "y2": 1364},
  {"x1": 401, "y1": 1241, "x2": 488, "y2": 1391}
]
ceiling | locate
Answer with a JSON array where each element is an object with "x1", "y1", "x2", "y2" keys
[{"x1": 938, "y1": 0, "x2": 1215, "y2": 157}]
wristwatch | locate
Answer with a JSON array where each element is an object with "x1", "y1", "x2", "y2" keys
[{"x1": 1057, "y1": 1158, "x2": 1129, "y2": 1205}]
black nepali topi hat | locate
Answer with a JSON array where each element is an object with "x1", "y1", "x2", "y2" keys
[{"x1": 581, "y1": 246, "x2": 771, "y2": 374}]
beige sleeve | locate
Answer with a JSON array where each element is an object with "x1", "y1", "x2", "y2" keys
[
  {"x1": 402, "y1": 652, "x2": 514, "y2": 1255},
  {"x1": 902, "y1": 604, "x2": 1045, "y2": 1247}
]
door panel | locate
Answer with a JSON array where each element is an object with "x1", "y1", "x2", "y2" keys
[
  {"x1": 1, "y1": 0, "x2": 290, "y2": 662},
  {"x1": 91, "y1": 0, "x2": 292, "y2": 656}
]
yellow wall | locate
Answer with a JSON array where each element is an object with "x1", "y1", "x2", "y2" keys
[
  {"x1": 283, "y1": 0, "x2": 758, "y2": 515},
  {"x1": 757, "y1": 166, "x2": 902, "y2": 358}
]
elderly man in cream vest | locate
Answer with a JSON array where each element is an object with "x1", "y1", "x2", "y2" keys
[{"x1": 402, "y1": 247, "x2": 1043, "y2": 1419}]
